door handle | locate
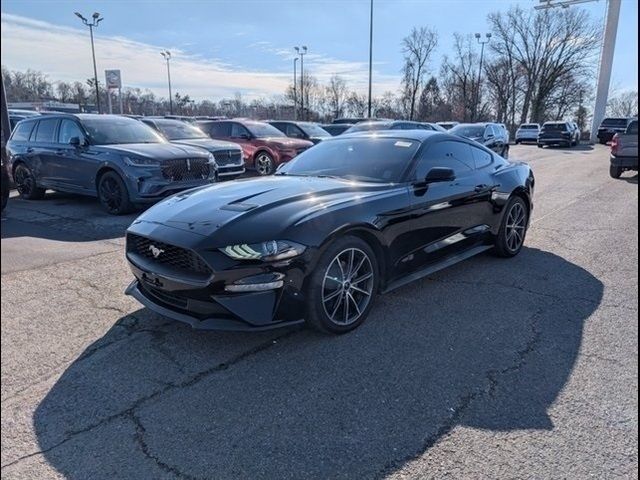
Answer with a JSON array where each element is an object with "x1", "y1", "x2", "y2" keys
[{"x1": 26, "y1": 147, "x2": 34, "y2": 153}]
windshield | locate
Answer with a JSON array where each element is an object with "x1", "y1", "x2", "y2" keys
[
  {"x1": 345, "y1": 122, "x2": 391, "y2": 133},
  {"x1": 450, "y1": 125, "x2": 484, "y2": 138},
  {"x1": 81, "y1": 117, "x2": 164, "y2": 145},
  {"x1": 601, "y1": 118, "x2": 628, "y2": 127},
  {"x1": 299, "y1": 123, "x2": 331, "y2": 137},
  {"x1": 520, "y1": 124, "x2": 539, "y2": 130},
  {"x1": 246, "y1": 123, "x2": 286, "y2": 138},
  {"x1": 278, "y1": 137, "x2": 420, "y2": 183},
  {"x1": 155, "y1": 121, "x2": 207, "y2": 140}
]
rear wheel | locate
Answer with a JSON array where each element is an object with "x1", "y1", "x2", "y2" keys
[
  {"x1": 609, "y1": 165, "x2": 623, "y2": 179},
  {"x1": 97, "y1": 171, "x2": 133, "y2": 215},
  {"x1": 494, "y1": 196, "x2": 529, "y2": 258},
  {"x1": 255, "y1": 152, "x2": 275, "y2": 176},
  {"x1": 537, "y1": 143, "x2": 543, "y2": 149},
  {"x1": 501, "y1": 145, "x2": 510, "y2": 159},
  {"x1": 306, "y1": 236, "x2": 379, "y2": 334},
  {"x1": 14, "y1": 163, "x2": 46, "y2": 200}
]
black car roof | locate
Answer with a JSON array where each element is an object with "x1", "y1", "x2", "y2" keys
[{"x1": 337, "y1": 129, "x2": 446, "y2": 143}]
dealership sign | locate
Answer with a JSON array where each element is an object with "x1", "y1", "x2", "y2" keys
[{"x1": 105, "y1": 69, "x2": 122, "y2": 89}]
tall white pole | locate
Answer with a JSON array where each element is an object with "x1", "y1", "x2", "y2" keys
[{"x1": 590, "y1": 0, "x2": 621, "y2": 143}]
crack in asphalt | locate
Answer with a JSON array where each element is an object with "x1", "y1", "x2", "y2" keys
[
  {"x1": 374, "y1": 304, "x2": 548, "y2": 479},
  {"x1": 0, "y1": 328, "x2": 300, "y2": 471}
]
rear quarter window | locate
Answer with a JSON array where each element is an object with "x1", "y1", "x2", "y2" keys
[{"x1": 10, "y1": 121, "x2": 36, "y2": 142}]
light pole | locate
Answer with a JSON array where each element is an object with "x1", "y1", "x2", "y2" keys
[
  {"x1": 293, "y1": 57, "x2": 298, "y2": 120},
  {"x1": 367, "y1": 0, "x2": 374, "y2": 118},
  {"x1": 75, "y1": 11, "x2": 103, "y2": 113},
  {"x1": 295, "y1": 46, "x2": 307, "y2": 120},
  {"x1": 474, "y1": 32, "x2": 491, "y2": 122},
  {"x1": 160, "y1": 50, "x2": 173, "y2": 115}
]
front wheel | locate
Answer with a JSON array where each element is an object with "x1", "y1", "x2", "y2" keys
[
  {"x1": 306, "y1": 236, "x2": 379, "y2": 334},
  {"x1": 255, "y1": 152, "x2": 275, "y2": 176},
  {"x1": 609, "y1": 165, "x2": 623, "y2": 179},
  {"x1": 14, "y1": 163, "x2": 46, "y2": 200},
  {"x1": 494, "y1": 196, "x2": 529, "y2": 258},
  {"x1": 97, "y1": 171, "x2": 133, "y2": 215}
]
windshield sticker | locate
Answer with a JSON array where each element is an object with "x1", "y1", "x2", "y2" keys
[{"x1": 394, "y1": 141, "x2": 413, "y2": 148}]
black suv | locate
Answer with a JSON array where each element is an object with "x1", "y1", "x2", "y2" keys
[
  {"x1": 141, "y1": 118, "x2": 244, "y2": 179},
  {"x1": 449, "y1": 123, "x2": 510, "y2": 158},
  {"x1": 6, "y1": 114, "x2": 217, "y2": 214},
  {"x1": 537, "y1": 121, "x2": 576, "y2": 148},
  {"x1": 597, "y1": 117, "x2": 631, "y2": 144}
]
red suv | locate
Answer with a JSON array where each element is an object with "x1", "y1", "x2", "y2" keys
[{"x1": 196, "y1": 119, "x2": 313, "y2": 175}]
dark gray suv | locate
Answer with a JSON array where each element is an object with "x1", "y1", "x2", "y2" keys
[{"x1": 6, "y1": 114, "x2": 218, "y2": 214}]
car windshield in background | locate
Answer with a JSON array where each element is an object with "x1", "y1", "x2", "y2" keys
[
  {"x1": 543, "y1": 123, "x2": 567, "y2": 131},
  {"x1": 156, "y1": 121, "x2": 207, "y2": 140},
  {"x1": 347, "y1": 122, "x2": 391, "y2": 133},
  {"x1": 601, "y1": 118, "x2": 628, "y2": 128},
  {"x1": 82, "y1": 117, "x2": 164, "y2": 145},
  {"x1": 299, "y1": 123, "x2": 331, "y2": 137},
  {"x1": 278, "y1": 137, "x2": 420, "y2": 183},
  {"x1": 450, "y1": 125, "x2": 484, "y2": 138},
  {"x1": 246, "y1": 123, "x2": 286, "y2": 138},
  {"x1": 520, "y1": 125, "x2": 539, "y2": 129}
]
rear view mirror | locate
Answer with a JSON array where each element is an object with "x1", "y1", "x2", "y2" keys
[{"x1": 425, "y1": 167, "x2": 456, "y2": 183}]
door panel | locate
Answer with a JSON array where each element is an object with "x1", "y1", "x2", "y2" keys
[{"x1": 53, "y1": 119, "x2": 97, "y2": 192}]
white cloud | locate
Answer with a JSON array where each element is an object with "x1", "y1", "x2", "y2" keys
[{"x1": 0, "y1": 13, "x2": 400, "y2": 101}]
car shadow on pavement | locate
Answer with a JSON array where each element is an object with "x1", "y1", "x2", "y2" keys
[{"x1": 32, "y1": 247, "x2": 603, "y2": 479}]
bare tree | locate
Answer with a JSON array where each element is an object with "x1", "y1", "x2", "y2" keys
[
  {"x1": 607, "y1": 90, "x2": 638, "y2": 117},
  {"x1": 325, "y1": 75, "x2": 348, "y2": 120},
  {"x1": 400, "y1": 27, "x2": 438, "y2": 120},
  {"x1": 440, "y1": 34, "x2": 480, "y2": 122},
  {"x1": 346, "y1": 91, "x2": 368, "y2": 117}
]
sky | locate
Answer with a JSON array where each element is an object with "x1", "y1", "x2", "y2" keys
[{"x1": 1, "y1": 0, "x2": 638, "y2": 101}]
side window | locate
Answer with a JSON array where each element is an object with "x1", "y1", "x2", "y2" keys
[
  {"x1": 470, "y1": 144, "x2": 493, "y2": 169},
  {"x1": 287, "y1": 125, "x2": 305, "y2": 138},
  {"x1": 58, "y1": 119, "x2": 84, "y2": 144},
  {"x1": 9, "y1": 121, "x2": 35, "y2": 142},
  {"x1": 270, "y1": 123, "x2": 285, "y2": 134},
  {"x1": 34, "y1": 119, "x2": 58, "y2": 143},
  {"x1": 209, "y1": 122, "x2": 230, "y2": 137},
  {"x1": 230, "y1": 123, "x2": 250, "y2": 138},
  {"x1": 414, "y1": 141, "x2": 474, "y2": 180}
]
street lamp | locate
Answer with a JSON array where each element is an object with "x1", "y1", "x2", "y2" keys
[
  {"x1": 74, "y1": 11, "x2": 103, "y2": 113},
  {"x1": 160, "y1": 50, "x2": 173, "y2": 115},
  {"x1": 293, "y1": 57, "x2": 298, "y2": 120},
  {"x1": 295, "y1": 46, "x2": 307, "y2": 120},
  {"x1": 474, "y1": 32, "x2": 491, "y2": 121},
  {"x1": 368, "y1": 0, "x2": 374, "y2": 118}
]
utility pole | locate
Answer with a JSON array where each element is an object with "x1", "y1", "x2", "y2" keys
[
  {"x1": 295, "y1": 46, "x2": 307, "y2": 120},
  {"x1": 474, "y1": 32, "x2": 491, "y2": 122},
  {"x1": 75, "y1": 12, "x2": 103, "y2": 113},
  {"x1": 161, "y1": 50, "x2": 173, "y2": 115},
  {"x1": 293, "y1": 57, "x2": 298, "y2": 120},
  {"x1": 367, "y1": 0, "x2": 374, "y2": 118},
  {"x1": 535, "y1": 0, "x2": 622, "y2": 143}
]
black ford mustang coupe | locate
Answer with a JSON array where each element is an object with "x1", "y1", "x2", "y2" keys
[{"x1": 125, "y1": 130, "x2": 534, "y2": 333}]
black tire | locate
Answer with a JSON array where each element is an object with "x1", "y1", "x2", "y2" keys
[
  {"x1": 494, "y1": 196, "x2": 529, "y2": 258},
  {"x1": 254, "y1": 152, "x2": 275, "y2": 176},
  {"x1": 609, "y1": 165, "x2": 623, "y2": 179},
  {"x1": 97, "y1": 170, "x2": 133, "y2": 215},
  {"x1": 515, "y1": 140, "x2": 520, "y2": 145},
  {"x1": 537, "y1": 143, "x2": 543, "y2": 149},
  {"x1": 14, "y1": 163, "x2": 46, "y2": 200},
  {"x1": 501, "y1": 145, "x2": 510, "y2": 159},
  {"x1": 306, "y1": 235, "x2": 379, "y2": 334}
]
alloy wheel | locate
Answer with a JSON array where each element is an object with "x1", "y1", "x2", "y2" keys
[
  {"x1": 321, "y1": 248, "x2": 374, "y2": 326},
  {"x1": 15, "y1": 166, "x2": 34, "y2": 196},
  {"x1": 99, "y1": 177, "x2": 123, "y2": 213},
  {"x1": 256, "y1": 154, "x2": 273, "y2": 175},
  {"x1": 505, "y1": 202, "x2": 527, "y2": 252}
]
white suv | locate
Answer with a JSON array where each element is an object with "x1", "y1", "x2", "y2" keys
[{"x1": 515, "y1": 123, "x2": 540, "y2": 144}]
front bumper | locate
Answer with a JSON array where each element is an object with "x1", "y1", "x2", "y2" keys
[
  {"x1": 124, "y1": 165, "x2": 217, "y2": 203},
  {"x1": 538, "y1": 137, "x2": 571, "y2": 145},
  {"x1": 218, "y1": 165, "x2": 245, "y2": 178},
  {"x1": 610, "y1": 155, "x2": 639, "y2": 169}
]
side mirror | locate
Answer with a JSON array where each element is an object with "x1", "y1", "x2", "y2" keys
[
  {"x1": 425, "y1": 167, "x2": 456, "y2": 184},
  {"x1": 69, "y1": 136, "x2": 85, "y2": 147}
]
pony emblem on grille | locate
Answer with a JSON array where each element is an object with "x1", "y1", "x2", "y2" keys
[{"x1": 148, "y1": 245, "x2": 165, "y2": 258}]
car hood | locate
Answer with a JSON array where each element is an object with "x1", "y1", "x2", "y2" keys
[
  {"x1": 258, "y1": 137, "x2": 314, "y2": 149},
  {"x1": 96, "y1": 143, "x2": 209, "y2": 160},
  {"x1": 132, "y1": 175, "x2": 400, "y2": 241},
  {"x1": 171, "y1": 138, "x2": 242, "y2": 152}
]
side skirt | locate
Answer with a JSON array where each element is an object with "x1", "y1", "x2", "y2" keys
[{"x1": 381, "y1": 245, "x2": 493, "y2": 294}]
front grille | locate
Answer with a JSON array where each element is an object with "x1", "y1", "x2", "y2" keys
[
  {"x1": 213, "y1": 150, "x2": 243, "y2": 167},
  {"x1": 161, "y1": 158, "x2": 210, "y2": 181},
  {"x1": 127, "y1": 233, "x2": 212, "y2": 275}
]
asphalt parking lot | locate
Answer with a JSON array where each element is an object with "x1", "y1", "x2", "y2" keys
[{"x1": 1, "y1": 144, "x2": 637, "y2": 479}]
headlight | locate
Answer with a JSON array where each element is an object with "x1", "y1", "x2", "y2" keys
[
  {"x1": 221, "y1": 240, "x2": 306, "y2": 261},
  {"x1": 123, "y1": 155, "x2": 160, "y2": 166}
]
